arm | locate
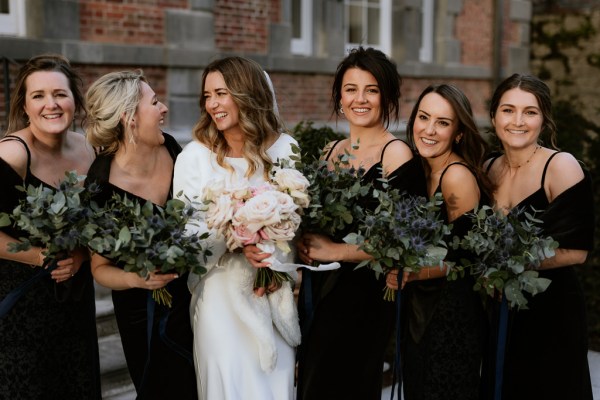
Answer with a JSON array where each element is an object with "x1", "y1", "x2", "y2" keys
[
  {"x1": 297, "y1": 232, "x2": 371, "y2": 265},
  {"x1": 90, "y1": 252, "x2": 177, "y2": 291}
]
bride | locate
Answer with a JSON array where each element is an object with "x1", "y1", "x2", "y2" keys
[{"x1": 173, "y1": 56, "x2": 300, "y2": 400}]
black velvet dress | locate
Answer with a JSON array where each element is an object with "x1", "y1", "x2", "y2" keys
[
  {"x1": 401, "y1": 163, "x2": 487, "y2": 400},
  {"x1": 85, "y1": 133, "x2": 198, "y2": 400},
  {"x1": 296, "y1": 140, "x2": 427, "y2": 400},
  {"x1": 484, "y1": 153, "x2": 594, "y2": 400},
  {"x1": 0, "y1": 136, "x2": 101, "y2": 400}
]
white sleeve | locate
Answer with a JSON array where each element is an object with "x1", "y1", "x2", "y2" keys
[{"x1": 173, "y1": 143, "x2": 227, "y2": 277}]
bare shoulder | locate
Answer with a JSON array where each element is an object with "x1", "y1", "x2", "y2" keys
[
  {"x1": 0, "y1": 132, "x2": 29, "y2": 177},
  {"x1": 545, "y1": 151, "x2": 584, "y2": 199},
  {"x1": 381, "y1": 139, "x2": 413, "y2": 171},
  {"x1": 441, "y1": 163, "x2": 478, "y2": 193},
  {"x1": 320, "y1": 138, "x2": 347, "y2": 161}
]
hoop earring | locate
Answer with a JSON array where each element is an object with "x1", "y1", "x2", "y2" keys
[{"x1": 339, "y1": 103, "x2": 344, "y2": 115}]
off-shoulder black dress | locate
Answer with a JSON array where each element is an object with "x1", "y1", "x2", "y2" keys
[
  {"x1": 85, "y1": 133, "x2": 197, "y2": 400},
  {"x1": 485, "y1": 152, "x2": 594, "y2": 400},
  {"x1": 0, "y1": 136, "x2": 101, "y2": 400},
  {"x1": 296, "y1": 139, "x2": 428, "y2": 400}
]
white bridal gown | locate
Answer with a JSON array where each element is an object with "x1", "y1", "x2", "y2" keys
[{"x1": 173, "y1": 133, "x2": 301, "y2": 400}]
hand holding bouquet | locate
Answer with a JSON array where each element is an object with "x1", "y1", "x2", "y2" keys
[
  {"x1": 0, "y1": 171, "x2": 97, "y2": 268},
  {"x1": 344, "y1": 192, "x2": 451, "y2": 301},
  {"x1": 451, "y1": 205, "x2": 558, "y2": 309},
  {"x1": 203, "y1": 165, "x2": 310, "y2": 290},
  {"x1": 88, "y1": 192, "x2": 210, "y2": 307}
]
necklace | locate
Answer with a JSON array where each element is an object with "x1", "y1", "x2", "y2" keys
[{"x1": 505, "y1": 145, "x2": 540, "y2": 169}]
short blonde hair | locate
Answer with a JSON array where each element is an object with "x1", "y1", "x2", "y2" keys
[{"x1": 84, "y1": 70, "x2": 147, "y2": 154}]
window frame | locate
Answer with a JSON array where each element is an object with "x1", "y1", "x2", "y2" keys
[
  {"x1": 291, "y1": 0, "x2": 313, "y2": 56},
  {"x1": 0, "y1": 0, "x2": 25, "y2": 36},
  {"x1": 344, "y1": 0, "x2": 392, "y2": 56}
]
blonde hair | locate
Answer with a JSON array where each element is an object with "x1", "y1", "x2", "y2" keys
[
  {"x1": 194, "y1": 57, "x2": 283, "y2": 177},
  {"x1": 84, "y1": 70, "x2": 147, "y2": 154}
]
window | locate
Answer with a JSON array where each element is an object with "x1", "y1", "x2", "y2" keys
[
  {"x1": 0, "y1": 0, "x2": 26, "y2": 36},
  {"x1": 419, "y1": 0, "x2": 435, "y2": 63},
  {"x1": 291, "y1": 0, "x2": 313, "y2": 55},
  {"x1": 344, "y1": 0, "x2": 391, "y2": 55}
]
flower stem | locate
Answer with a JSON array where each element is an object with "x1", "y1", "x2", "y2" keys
[{"x1": 152, "y1": 288, "x2": 173, "y2": 308}]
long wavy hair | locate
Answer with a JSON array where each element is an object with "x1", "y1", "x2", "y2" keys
[
  {"x1": 488, "y1": 73, "x2": 558, "y2": 150},
  {"x1": 193, "y1": 56, "x2": 283, "y2": 178},
  {"x1": 407, "y1": 83, "x2": 495, "y2": 200},
  {"x1": 5, "y1": 54, "x2": 85, "y2": 136},
  {"x1": 84, "y1": 70, "x2": 147, "y2": 154},
  {"x1": 331, "y1": 46, "x2": 402, "y2": 130}
]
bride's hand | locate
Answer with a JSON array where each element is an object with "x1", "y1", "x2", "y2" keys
[{"x1": 242, "y1": 244, "x2": 271, "y2": 269}]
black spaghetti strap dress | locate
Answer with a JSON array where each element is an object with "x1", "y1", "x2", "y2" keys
[
  {"x1": 401, "y1": 162, "x2": 488, "y2": 400},
  {"x1": 0, "y1": 136, "x2": 101, "y2": 400},
  {"x1": 297, "y1": 139, "x2": 427, "y2": 400},
  {"x1": 484, "y1": 152, "x2": 594, "y2": 400},
  {"x1": 85, "y1": 133, "x2": 198, "y2": 400}
]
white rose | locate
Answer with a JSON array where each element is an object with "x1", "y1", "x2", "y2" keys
[
  {"x1": 233, "y1": 191, "x2": 281, "y2": 233},
  {"x1": 205, "y1": 193, "x2": 235, "y2": 235},
  {"x1": 273, "y1": 168, "x2": 310, "y2": 192},
  {"x1": 272, "y1": 191, "x2": 298, "y2": 216},
  {"x1": 262, "y1": 217, "x2": 299, "y2": 241},
  {"x1": 227, "y1": 178, "x2": 252, "y2": 201},
  {"x1": 202, "y1": 179, "x2": 226, "y2": 203}
]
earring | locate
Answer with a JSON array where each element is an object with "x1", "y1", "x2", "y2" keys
[{"x1": 339, "y1": 103, "x2": 344, "y2": 115}]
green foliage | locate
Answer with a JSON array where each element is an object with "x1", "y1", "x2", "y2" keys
[
  {"x1": 452, "y1": 205, "x2": 558, "y2": 310},
  {"x1": 345, "y1": 192, "x2": 451, "y2": 301},
  {"x1": 0, "y1": 171, "x2": 96, "y2": 262},
  {"x1": 88, "y1": 192, "x2": 211, "y2": 306},
  {"x1": 290, "y1": 120, "x2": 346, "y2": 162}
]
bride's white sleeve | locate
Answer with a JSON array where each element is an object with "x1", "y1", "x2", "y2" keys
[{"x1": 173, "y1": 144, "x2": 227, "y2": 281}]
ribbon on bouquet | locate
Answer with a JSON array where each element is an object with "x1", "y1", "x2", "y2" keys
[
  {"x1": 0, "y1": 257, "x2": 59, "y2": 319},
  {"x1": 255, "y1": 241, "x2": 342, "y2": 273},
  {"x1": 494, "y1": 295, "x2": 509, "y2": 400},
  {"x1": 389, "y1": 270, "x2": 403, "y2": 400}
]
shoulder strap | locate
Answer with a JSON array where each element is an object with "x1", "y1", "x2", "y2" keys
[
  {"x1": 485, "y1": 155, "x2": 500, "y2": 173},
  {"x1": 324, "y1": 139, "x2": 343, "y2": 161},
  {"x1": 439, "y1": 161, "x2": 472, "y2": 184},
  {"x1": 541, "y1": 151, "x2": 561, "y2": 187},
  {"x1": 380, "y1": 139, "x2": 401, "y2": 163},
  {"x1": 0, "y1": 135, "x2": 31, "y2": 172}
]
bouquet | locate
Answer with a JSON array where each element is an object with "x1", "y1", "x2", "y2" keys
[
  {"x1": 0, "y1": 171, "x2": 97, "y2": 268},
  {"x1": 202, "y1": 164, "x2": 310, "y2": 290},
  {"x1": 451, "y1": 205, "x2": 558, "y2": 309},
  {"x1": 87, "y1": 192, "x2": 210, "y2": 307},
  {"x1": 299, "y1": 145, "x2": 372, "y2": 238},
  {"x1": 344, "y1": 192, "x2": 451, "y2": 301}
]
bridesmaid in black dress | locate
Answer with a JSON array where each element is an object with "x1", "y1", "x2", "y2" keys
[
  {"x1": 0, "y1": 54, "x2": 100, "y2": 399},
  {"x1": 387, "y1": 84, "x2": 493, "y2": 400},
  {"x1": 84, "y1": 71, "x2": 197, "y2": 400},
  {"x1": 484, "y1": 73, "x2": 594, "y2": 400},
  {"x1": 295, "y1": 47, "x2": 427, "y2": 400}
]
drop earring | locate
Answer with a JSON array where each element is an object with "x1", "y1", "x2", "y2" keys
[{"x1": 339, "y1": 103, "x2": 344, "y2": 115}]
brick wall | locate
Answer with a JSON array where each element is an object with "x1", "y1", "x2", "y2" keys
[
  {"x1": 79, "y1": 0, "x2": 188, "y2": 45},
  {"x1": 214, "y1": 0, "x2": 276, "y2": 54},
  {"x1": 456, "y1": 0, "x2": 494, "y2": 68}
]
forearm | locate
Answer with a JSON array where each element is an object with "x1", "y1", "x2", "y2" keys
[
  {"x1": 0, "y1": 231, "x2": 44, "y2": 267},
  {"x1": 539, "y1": 248, "x2": 588, "y2": 270},
  {"x1": 90, "y1": 253, "x2": 136, "y2": 290}
]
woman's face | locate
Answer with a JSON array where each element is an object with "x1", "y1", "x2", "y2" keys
[
  {"x1": 23, "y1": 71, "x2": 75, "y2": 136},
  {"x1": 412, "y1": 92, "x2": 460, "y2": 160},
  {"x1": 132, "y1": 81, "x2": 167, "y2": 146},
  {"x1": 492, "y1": 88, "x2": 543, "y2": 150},
  {"x1": 339, "y1": 67, "x2": 382, "y2": 129},
  {"x1": 203, "y1": 71, "x2": 241, "y2": 135}
]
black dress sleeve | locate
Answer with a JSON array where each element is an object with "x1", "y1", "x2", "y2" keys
[
  {"x1": 540, "y1": 169, "x2": 595, "y2": 251},
  {"x1": 386, "y1": 156, "x2": 428, "y2": 198}
]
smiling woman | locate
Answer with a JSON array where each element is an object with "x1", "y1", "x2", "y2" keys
[{"x1": 0, "y1": 53, "x2": 100, "y2": 399}]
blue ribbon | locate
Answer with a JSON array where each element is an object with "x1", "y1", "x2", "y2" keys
[
  {"x1": 494, "y1": 295, "x2": 509, "y2": 400},
  {"x1": 0, "y1": 258, "x2": 58, "y2": 319},
  {"x1": 389, "y1": 272, "x2": 403, "y2": 400}
]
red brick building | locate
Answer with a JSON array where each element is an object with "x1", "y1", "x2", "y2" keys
[{"x1": 0, "y1": 0, "x2": 533, "y2": 141}]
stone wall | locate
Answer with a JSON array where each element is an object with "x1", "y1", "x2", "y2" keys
[{"x1": 530, "y1": 5, "x2": 600, "y2": 127}]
